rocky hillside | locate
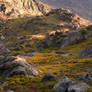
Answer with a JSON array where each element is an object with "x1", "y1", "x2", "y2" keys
[
  {"x1": 41, "y1": 0, "x2": 92, "y2": 21},
  {"x1": 0, "y1": 0, "x2": 51, "y2": 19},
  {"x1": 0, "y1": 0, "x2": 92, "y2": 92}
]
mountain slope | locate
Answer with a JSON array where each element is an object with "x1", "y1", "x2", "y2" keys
[
  {"x1": 0, "y1": 0, "x2": 51, "y2": 19},
  {"x1": 40, "y1": 0, "x2": 92, "y2": 21}
]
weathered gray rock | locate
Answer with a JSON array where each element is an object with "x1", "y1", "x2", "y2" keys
[
  {"x1": 0, "y1": 43, "x2": 11, "y2": 56},
  {"x1": 54, "y1": 76, "x2": 90, "y2": 92},
  {"x1": 54, "y1": 76, "x2": 72, "y2": 92},
  {"x1": 36, "y1": 31, "x2": 66, "y2": 48},
  {"x1": 78, "y1": 74, "x2": 92, "y2": 81},
  {"x1": 79, "y1": 45, "x2": 92, "y2": 57},
  {"x1": 0, "y1": 56, "x2": 39, "y2": 77},
  {"x1": 41, "y1": 74, "x2": 56, "y2": 82},
  {"x1": 37, "y1": 31, "x2": 87, "y2": 49},
  {"x1": 68, "y1": 82, "x2": 90, "y2": 92},
  {"x1": 61, "y1": 31, "x2": 86, "y2": 47}
]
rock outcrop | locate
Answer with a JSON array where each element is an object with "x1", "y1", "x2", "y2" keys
[
  {"x1": 36, "y1": 31, "x2": 66, "y2": 48},
  {"x1": 46, "y1": 8, "x2": 90, "y2": 29},
  {"x1": 61, "y1": 31, "x2": 86, "y2": 47},
  {"x1": 0, "y1": 0, "x2": 51, "y2": 18},
  {"x1": 0, "y1": 56, "x2": 39, "y2": 77},
  {"x1": 36, "y1": 31, "x2": 86, "y2": 48},
  {"x1": 54, "y1": 76, "x2": 90, "y2": 92},
  {"x1": 0, "y1": 43, "x2": 11, "y2": 56},
  {"x1": 78, "y1": 73, "x2": 92, "y2": 81},
  {"x1": 79, "y1": 45, "x2": 92, "y2": 58},
  {"x1": 0, "y1": 37, "x2": 39, "y2": 77}
]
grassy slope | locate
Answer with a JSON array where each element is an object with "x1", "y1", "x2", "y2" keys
[
  {"x1": 0, "y1": 13, "x2": 68, "y2": 55},
  {"x1": 0, "y1": 36, "x2": 92, "y2": 92},
  {"x1": 0, "y1": 14, "x2": 92, "y2": 92}
]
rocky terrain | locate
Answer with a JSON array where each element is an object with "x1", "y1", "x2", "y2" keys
[
  {"x1": 0, "y1": 0, "x2": 51, "y2": 19},
  {"x1": 41, "y1": 0, "x2": 92, "y2": 21},
  {"x1": 0, "y1": 0, "x2": 92, "y2": 92}
]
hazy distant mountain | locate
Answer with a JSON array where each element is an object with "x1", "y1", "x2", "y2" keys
[{"x1": 40, "y1": 0, "x2": 92, "y2": 21}]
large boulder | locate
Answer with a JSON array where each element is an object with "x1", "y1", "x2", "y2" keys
[
  {"x1": 54, "y1": 76, "x2": 72, "y2": 92},
  {"x1": 68, "y1": 82, "x2": 90, "y2": 92},
  {"x1": 61, "y1": 31, "x2": 86, "y2": 47},
  {"x1": 78, "y1": 73, "x2": 92, "y2": 81},
  {"x1": 79, "y1": 45, "x2": 92, "y2": 57},
  {"x1": 36, "y1": 31, "x2": 67, "y2": 48},
  {"x1": 40, "y1": 74, "x2": 56, "y2": 82},
  {"x1": 36, "y1": 31, "x2": 86, "y2": 48},
  {"x1": 0, "y1": 56, "x2": 39, "y2": 77},
  {"x1": 54, "y1": 76, "x2": 90, "y2": 92}
]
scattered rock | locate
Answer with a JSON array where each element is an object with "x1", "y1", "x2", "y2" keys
[
  {"x1": 37, "y1": 31, "x2": 87, "y2": 48},
  {"x1": 13, "y1": 45, "x2": 24, "y2": 51},
  {"x1": 68, "y1": 82, "x2": 90, "y2": 92},
  {"x1": 54, "y1": 76, "x2": 90, "y2": 92},
  {"x1": 46, "y1": 8, "x2": 90, "y2": 29},
  {"x1": 46, "y1": 8, "x2": 75, "y2": 22},
  {"x1": 78, "y1": 74, "x2": 92, "y2": 81},
  {"x1": 0, "y1": 43, "x2": 11, "y2": 56},
  {"x1": 79, "y1": 45, "x2": 92, "y2": 57},
  {"x1": 62, "y1": 53, "x2": 72, "y2": 56},
  {"x1": 36, "y1": 31, "x2": 67, "y2": 48},
  {"x1": 56, "y1": 51, "x2": 72, "y2": 56},
  {"x1": 54, "y1": 76, "x2": 72, "y2": 92},
  {"x1": 41, "y1": 74, "x2": 56, "y2": 82},
  {"x1": 56, "y1": 51, "x2": 68, "y2": 54}
]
